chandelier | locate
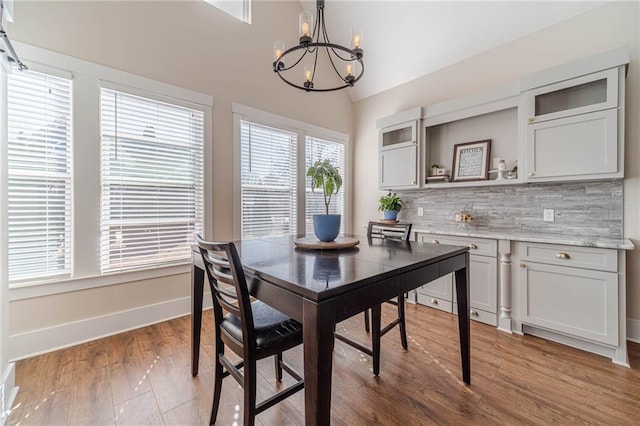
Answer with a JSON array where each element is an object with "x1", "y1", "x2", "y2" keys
[{"x1": 272, "y1": 0, "x2": 364, "y2": 92}]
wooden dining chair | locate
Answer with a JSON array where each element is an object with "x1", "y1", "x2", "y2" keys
[
  {"x1": 195, "y1": 235, "x2": 304, "y2": 426},
  {"x1": 334, "y1": 222, "x2": 412, "y2": 375}
]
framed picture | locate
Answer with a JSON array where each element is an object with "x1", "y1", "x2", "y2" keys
[{"x1": 451, "y1": 140, "x2": 491, "y2": 182}]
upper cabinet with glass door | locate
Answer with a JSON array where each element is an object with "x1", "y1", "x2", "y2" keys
[
  {"x1": 522, "y1": 48, "x2": 629, "y2": 182},
  {"x1": 377, "y1": 107, "x2": 422, "y2": 189}
]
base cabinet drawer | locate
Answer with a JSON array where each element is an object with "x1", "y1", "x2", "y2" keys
[
  {"x1": 416, "y1": 293, "x2": 452, "y2": 314},
  {"x1": 453, "y1": 305, "x2": 497, "y2": 327},
  {"x1": 518, "y1": 261, "x2": 618, "y2": 345}
]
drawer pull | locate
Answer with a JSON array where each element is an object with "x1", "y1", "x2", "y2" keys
[
  {"x1": 470, "y1": 309, "x2": 479, "y2": 317},
  {"x1": 556, "y1": 252, "x2": 571, "y2": 260},
  {"x1": 520, "y1": 263, "x2": 526, "y2": 268},
  {"x1": 430, "y1": 298, "x2": 438, "y2": 305},
  {"x1": 528, "y1": 172, "x2": 534, "y2": 177},
  {"x1": 469, "y1": 243, "x2": 478, "y2": 250},
  {"x1": 432, "y1": 240, "x2": 439, "y2": 244}
]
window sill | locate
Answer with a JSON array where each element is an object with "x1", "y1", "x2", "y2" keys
[{"x1": 8, "y1": 263, "x2": 191, "y2": 301}]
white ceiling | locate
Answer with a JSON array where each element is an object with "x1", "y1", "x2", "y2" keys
[{"x1": 298, "y1": 0, "x2": 609, "y2": 101}]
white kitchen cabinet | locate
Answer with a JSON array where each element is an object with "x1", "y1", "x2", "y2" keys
[
  {"x1": 514, "y1": 242, "x2": 628, "y2": 365},
  {"x1": 526, "y1": 109, "x2": 618, "y2": 179},
  {"x1": 377, "y1": 107, "x2": 422, "y2": 190},
  {"x1": 523, "y1": 65, "x2": 625, "y2": 182},
  {"x1": 415, "y1": 233, "x2": 498, "y2": 326},
  {"x1": 379, "y1": 145, "x2": 418, "y2": 189},
  {"x1": 525, "y1": 68, "x2": 618, "y2": 124}
]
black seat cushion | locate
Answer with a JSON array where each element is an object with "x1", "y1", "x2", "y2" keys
[{"x1": 221, "y1": 301, "x2": 303, "y2": 350}]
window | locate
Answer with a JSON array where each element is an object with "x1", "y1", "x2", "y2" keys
[
  {"x1": 240, "y1": 120, "x2": 297, "y2": 239},
  {"x1": 100, "y1": 88, "x2": 205, "y2": 273},
  {"x1": 235, "y1": 106, "x2": 349, "y2": 241},
  {"x1": 7, "y1": 69, "x2": 72, "y2": 282},
  {"x1": 305, "y1": 136, "x2": 345, "y2": 235},
  {"x1": 204, "y1": 0, "x2": 251, "y2": 23}
]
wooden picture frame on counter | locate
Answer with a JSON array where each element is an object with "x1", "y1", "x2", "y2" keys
[{"x1": 451, "y1": 139, "x2": 491, "y2": 182}]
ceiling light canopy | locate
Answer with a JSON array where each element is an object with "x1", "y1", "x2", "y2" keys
[{"x1": 272, "y1": 0, "x2": 364, "y2": 93}]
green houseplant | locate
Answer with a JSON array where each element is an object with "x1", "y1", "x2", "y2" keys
[
  {"x1": 307, "y1": 159, "x2": 343, "y2": 242},
  {"x1": 378, "y1": 192, "x2": 403, "y2": 220}
]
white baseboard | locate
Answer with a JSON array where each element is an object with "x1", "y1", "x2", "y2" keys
[
  {"x1": 628, "y1": 318, "x2": 640, "y2": 343},
  {"x1": 9, "y1": 294, "x2": 213, "y2": 361},
  {"x1": 1, "y1": 363, "x2": 18, "y2": 426}
]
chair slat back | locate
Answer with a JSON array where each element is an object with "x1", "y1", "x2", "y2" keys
[
  {"x1": 367, "y1": 222, "x2": 412, "y2": 241},
  {"x1": 196, "y1": 235, "x2": 255, "y2": 346}
]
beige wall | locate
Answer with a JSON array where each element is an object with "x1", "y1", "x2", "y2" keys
[
  {"x1": 7, "y1": 1, "x2": 353, "y2": 347},
  {"x1": 353, "y1": 1, "x2": 640, "y2": 320}
]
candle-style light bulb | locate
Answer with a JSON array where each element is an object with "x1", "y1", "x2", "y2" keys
[
  {"x1": 303, "y1": 63, "x2": 314, "y2": 91},
  {"x1": 273, "y1": 41, "x2": 284, "y2": 61},
  {"x1": 304, "y1": 63, "x2": 314, "y2": 82},
  {"x1": 351, "y1": 28, "x2": 363, "y2": 59},
  {"x1": 345, "y1": 61, "x2": 355, "y2": 85},
  {"x1": 299, "y1": 10, "x2": 313, "y2": 44},
  {"x1": 352, "y1": 28, "x2": 363, "y2": 49},
  {"x1": 346, "y1": 63, "x2": 353, "y2": 76}
]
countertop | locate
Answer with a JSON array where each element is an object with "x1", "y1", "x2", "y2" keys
[{"x1": 412, "y1": 227, "x2": 634, "y2": 250}]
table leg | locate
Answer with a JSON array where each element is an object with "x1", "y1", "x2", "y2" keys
[
  {"x1": 371, "y1": 304, "x2": 382, "y2": 376},
  {"x1": 303, "y1": 298, "x2": 335, "y2": 426},
  {"x1": 454, "y1": 254, "x2": 471, "y2": 384},
  {"x1": 191, "y1": 261, "x2": 205, "y2": 377}
]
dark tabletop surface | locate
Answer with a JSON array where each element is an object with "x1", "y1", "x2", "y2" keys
[{"x1": 226, "y1": 234, "x2": 468, "y2": 301}]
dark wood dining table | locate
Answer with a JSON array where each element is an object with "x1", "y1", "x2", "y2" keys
[{"x1": 191, "y1": 235, "x2": 470, "y2": 426}]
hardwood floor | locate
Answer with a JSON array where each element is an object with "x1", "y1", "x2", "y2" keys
[{"x1": 7, "y1": 303, "x2": 640, "y2": 425}]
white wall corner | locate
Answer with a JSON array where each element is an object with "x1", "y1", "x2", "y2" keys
[
  {"x1": 627, "y1": 318, "x2": 640, "y2": 344},
  {"x1": 9, "y1": 294, "x2": 213, "y2": 362},
  {"x1": 1, "y1": 362, "x2": 18, "y2": 426}
]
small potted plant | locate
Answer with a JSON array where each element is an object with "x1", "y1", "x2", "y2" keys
[
  {"x1": 307, "y1": 158, "x2": 343, "y2": 242},
  {"x1": 430, "y1": 163, "x2": 441, "y2": 176},
  {"x1": 378, "y1": 192, "x2": 403, "y2": 221}
]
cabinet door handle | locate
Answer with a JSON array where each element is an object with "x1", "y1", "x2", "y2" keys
[
  {"x1": 432, "y1": 240, "x2": 439, "y2": 244},
  {"x1": 469, "y1": 243, "x2": 478, "y2": 250},
  {"x1": 528, "y1": 172, "x2": 534, "y2": 177},
  {"x1": 519, "y1": 263, "x2": 526, "y2": 268},
  {"x1": 470, "y1": 309, "x2": 479, "y2": 317},
  {"x1": 528, "y1": 117, "x2": 534, "y2": 123},
  {"x1": 430, "y1": 298, "x2": 438, "y2": 305},
  {"x1": 412, "y1": 180, "x2": 416, "y2": 185},
  {"x1": 556, "y1": 252, "x2": 571, "y2": 260}
]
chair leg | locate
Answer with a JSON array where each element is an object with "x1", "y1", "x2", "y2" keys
[
  {"x1": 398, "y1": 294, "x2": 408, "y2": 350},
  {"x1": 364, "y1": 309, "x2": 370, "y2": 333},
  {"x1": 243, "y1": 359, "x2": 257, "y2": 426},
  {"x1": 274, "y1": 352, "x2": 283, "y2": 381},
  {"x1": 371, "y1": 304, "x2": 382, "y2": 376},
  {"x1": 210, "y1": 340, "x2": 224, "y2": 425}
]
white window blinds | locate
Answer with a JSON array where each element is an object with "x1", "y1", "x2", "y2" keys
[
  {"x1": 100, "y1": 88, "x2": 204, "y2": 273},
  {"x1": 240, "y1": 121, "x2": 297, "y2": 239},
  {"x1": 305, "y1": 137, "x2": 345, "y2": 235},
  {"x1": 7, "y1": 70, "x2": 72, "y2": 282}
]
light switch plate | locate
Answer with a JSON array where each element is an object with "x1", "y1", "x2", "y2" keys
[
  {"x1": 543, "y1": 209, "x2": 554, "y2": 222},
  {"x1": 418, "y1": 207, "x2": 424, "y2": 217}
]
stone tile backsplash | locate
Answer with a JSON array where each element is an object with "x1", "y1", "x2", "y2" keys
[{"x1": 397, "y1": 180, "x2": 623, "y2": 239}]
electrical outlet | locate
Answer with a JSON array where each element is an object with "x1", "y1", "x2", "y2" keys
[
  {"x1": 417, "y1": 207, "x2": 424, "y2": 217},
  {"x1": 543, "y1": 209, "x2": 554, "y2": 222}
]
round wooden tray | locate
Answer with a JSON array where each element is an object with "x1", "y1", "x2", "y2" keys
[
  {"x1": 294, "y1": 236, "x2": 360, "y2": 250},
  {"x1": 378, "y1": 219, "x2": 399, "y2": 224}
]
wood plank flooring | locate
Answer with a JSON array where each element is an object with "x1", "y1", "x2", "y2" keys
[{"x1": 7, "y1": 303, "x2": 640, "y2": 425}]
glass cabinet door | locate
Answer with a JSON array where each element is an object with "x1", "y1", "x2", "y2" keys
[{"x1": 526, "y1": 68, "x2": 618, "y2": 124}]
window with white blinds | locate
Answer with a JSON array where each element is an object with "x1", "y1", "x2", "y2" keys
[
  {"x1": 305, "y1": 136, "x2": 345, "y2": 235},
  {"x1": 7, "y1": 70, "x2": 72, "y2": 282},
  {"x1": 240, "y1": 121, "x2": 297, "y2": 239},
  {"x1": 100, "y1": 88, "x2": 204, "y2": 273}
]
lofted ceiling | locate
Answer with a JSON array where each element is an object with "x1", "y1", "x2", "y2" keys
[{"x1": 297, "y1": 0, "x2": 609, "y2": 102}]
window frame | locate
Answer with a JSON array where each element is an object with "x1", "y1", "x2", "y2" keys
[
  {"x1": 5, "y1": 42, "x2": 213, "y2": 301},
  {"x1": 232, "y1": 103, "x2": 350, "y2": 240}
]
